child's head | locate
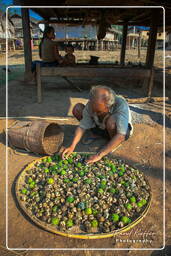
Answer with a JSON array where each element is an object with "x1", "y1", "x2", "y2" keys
[
  {"x1": 43, "y1": 26, "x2": 55, "y2": 40},
  {"x1": 65, "y1": 44, "x2": 74, "y2": 54}
]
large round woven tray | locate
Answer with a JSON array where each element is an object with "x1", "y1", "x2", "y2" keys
[{"x1": 15, "y1": 154, "x2": 152, "y2": 239}]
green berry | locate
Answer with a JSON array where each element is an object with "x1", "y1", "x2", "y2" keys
[
  {"x1": 51, "y1": 217, "x2": 60, "y2": 225},
  {"x1": 85, "y1": 208, "x2": 92, "y2": 215},
  {"x1": 79, "y1": 171, "x2": 85, "y2": 177},
  {"x1": 111, "y1": 213, "x2": 119, "y2": 222},
  {"x1": 64, "y1": 178, "x2": 70, "y2": 183},
  {"x1": 120, "y1": 165, "x2": 126, "y2": 172},
  {"x1": 99, "y1": 183, "x2": 106, "y2": 189},
  {"x1": 44, "y1": 168, "x2": 49, "y2": 173},
  {"x1": 137, "y1": 201, "x2": 143, "y2": 207},
  {"x1": 68, "y1": 158, "x2": 73, "y2": 164},
  {"x1": 92, "y1": 209, "x2": 98, "y2": 216},
  {"x1": 66, "y1": 196, "x2": 74, "y2": 203},
  {"x1": 109, "y1": 188, "x2": 116, "y2": 194},
  {"x1": 111, "y1": 164, "x2": 117, "y2": 173},
  {"x1": 21, "y1": 188, "x2": 27, "y2": 194},
  {"x1": 118, "y1": 171, "x2": 124, "y2": 177},
  {"x1": 27, "y1": 177, "x2": 33, "y2": 184},
  {"x1": 121, "y1": 216, "x2": 130, "y2": 224},
  {"x1": 98, "y1": 188, "x2": 104, "y2": 194},
  {"x1": 61, "y1": 170, "x2": 66, "y2": 175},
  {"x1": 47, "y1": 157, "x2": 52, "y2": 163},
  {"x1": 101, "y1": 179, "x2": 107, "y2": 185},
  {"x1": 58, "y1": 161, "x2": 63, "y2": 167},
  {"x1": 77, "y1": 162, "x2": 82, "y2": 168},
  {"x1": 63, "y1": 160, "x2": 68, "y2": 165},
  {"x1": 130, "y1": 196, "x2": 136, "y2": 203},
  {"x1": 52, "y1": 205, "x2": 58, "y2": 212},
  {"x1": 47, "y1": 178, "x2": 54, "y2": 184},
  {"x1": 141, "y1": 199, "x2": 147, "y2": 206},
  {"x1": 29, "y1": 181, "x2": 35, "y2": 189},
  {"x1": 91, "y1": 219, "x2": 98, "y2": 227},
  {"x1": 72, "y1": 177, "x2": 79, "y2": 183},
  {"x1": 125, "y1": 203, "x2": 132, "y2": 211},
  {"x1": 66, "y1": 219, "x2": 73, "y2": 228},
  {"x1": 84, "y1": 178, "x2": 92, "y2": 184}
]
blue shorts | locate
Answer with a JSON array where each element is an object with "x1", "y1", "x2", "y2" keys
[{"x1": 31, "y1": 60, "x2": 59, "y2": 72}]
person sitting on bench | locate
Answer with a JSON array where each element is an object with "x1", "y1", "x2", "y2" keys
[{"x1": 31, "y1": 26, "x2": 63, "y2": 73}]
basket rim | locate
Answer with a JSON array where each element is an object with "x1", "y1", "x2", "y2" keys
[
  {"x1": 15, "y1": 153, "x2": 152, "y2": 240},
  {"x1": 41, "y1": 122, "x2": 64, "y2": 155}
]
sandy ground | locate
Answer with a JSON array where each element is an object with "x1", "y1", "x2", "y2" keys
[{"x1": 0, "y1": 49, "x2": 171, "y2": 255}]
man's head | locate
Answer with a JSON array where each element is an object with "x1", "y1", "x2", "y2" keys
[{"x1": 89, "y1": 86, "x2": 116, "y2": 115}]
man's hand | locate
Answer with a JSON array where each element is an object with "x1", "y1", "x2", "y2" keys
[
  {"x1": 86, "y1": 153, "x2": 102, "y2": 164},
  {"x1": 62, "y1": 145, "x2": 75, "y2": 159}
]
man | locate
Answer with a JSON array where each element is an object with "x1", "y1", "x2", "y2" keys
[{"x1": 62, "y1": 85, "x2": 133, "y2": 164}]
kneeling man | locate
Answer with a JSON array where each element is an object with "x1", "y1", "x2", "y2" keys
[{"x1": 62, "y1": 85, "x2": 133, "y2": 164}]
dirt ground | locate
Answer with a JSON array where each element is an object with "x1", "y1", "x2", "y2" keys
[
  {"x1": 0, "y1": 116, "x2": 171, "y2": 255},
  {"x1": 0, "y1": 49, "x2": 171, "y2": 255}
]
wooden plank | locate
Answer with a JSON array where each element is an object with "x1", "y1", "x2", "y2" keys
[
  {"x1": 36, "y1": 63, "x2": 42, "y2": 103},
  {"x1": 120, "y1": 23, "x2": 128, "y2": 65},
  {"x1": 128, "y1": 96, "x2": 168, "y2": 104},
  {"x1": 21, "y1": 8, "x2": 32, "y2": 80},
  {"x1": 40, "y1": 67, "x2": 150, "y2": 79}
]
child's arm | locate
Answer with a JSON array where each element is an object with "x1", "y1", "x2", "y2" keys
[{"x1": 54, "y1": 44, "x2": 63, "y2": 64}]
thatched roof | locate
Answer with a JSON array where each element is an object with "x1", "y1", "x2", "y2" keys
[{"x1": 13, "y1": 0, "x2": 171, "y2": 28}]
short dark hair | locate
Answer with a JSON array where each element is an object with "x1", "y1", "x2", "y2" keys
[{"x1": 65, "y1": 44, "x2": 74, "y2": 50}]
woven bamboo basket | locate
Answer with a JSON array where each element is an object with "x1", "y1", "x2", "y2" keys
[
  {"x1": 8, "y1": 120, "x2": 64, "y2": 155},
  {"x1": 15, "y1": 154, "x2": 152, "y2": 239}
]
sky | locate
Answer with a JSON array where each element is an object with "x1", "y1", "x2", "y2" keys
[{"x1": 0, "y1": 0, "x2": 42, "y2": 20}]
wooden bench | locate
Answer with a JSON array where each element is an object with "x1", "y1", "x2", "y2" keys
[{"x1": 36, "y1": 63, "x2": 152, "y2": 103}]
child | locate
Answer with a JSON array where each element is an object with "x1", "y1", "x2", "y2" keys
[{"x1": 62, "y1": 44, "x2": 76, "y2": 66}]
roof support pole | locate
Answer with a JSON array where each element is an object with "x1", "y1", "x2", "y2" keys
[
  {"x1": 21, "y1": 8, "x2": 32, "y2": 80},
  {"x1": 120, "y1": 23, "x2": 128, "y2": 66},
  {"x1": 145, "y1": 11, "x2": 158, "y2": 68}
]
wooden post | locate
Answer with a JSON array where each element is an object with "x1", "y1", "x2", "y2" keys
[
  {"x1": 36, "y1": 63, "x2": 42, "y2": 103},
  {"x1": 21, "y1": 8, "x2": 32, "y2": 80},
  {"x1": 82, "y1": 40, "x2": 85, "y2": 50},
  {"x1": 138, "y1": 32, "x2": 141, "y2": 59},
  {"x1": 120, "y1": 23, "x2": 128, "y2": 65},
  {"x1": 146, "y1": 11, "x2": 158, "y2": 68},
  {"x1": 101, "y1": 40, "x2": 103, "y2": 50},
  {"x1": 147, "y1": 68, "x2": 154, "y2": 98},
  {"x1": 96, "y1": 40, "x2": 98, "y2": 51}
]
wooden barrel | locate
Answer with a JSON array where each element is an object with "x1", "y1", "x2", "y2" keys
[{"x1": 8, "y1": 120, "x2": 64, "y2": 155}]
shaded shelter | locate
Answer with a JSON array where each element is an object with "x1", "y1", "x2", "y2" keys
[{"x1": 12, "y1": 1, "x2": 171, "y2": 97}]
